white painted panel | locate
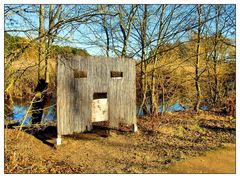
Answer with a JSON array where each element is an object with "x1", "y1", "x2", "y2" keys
[{"x1": 92, "y1": 99, "x2": 108, "y2": 122}]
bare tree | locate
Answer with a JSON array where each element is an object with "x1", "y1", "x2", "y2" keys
[
  {"x1": 38, "y1": 4, "x2": 45, "y2": 80},
  {"x1": 194, "y1": 5, "x2": 202, "y2": 113},
  {"x1": 117, "y1": 5, "x2": 138, "y2": 57}
]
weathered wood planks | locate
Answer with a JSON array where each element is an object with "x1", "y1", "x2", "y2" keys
[{"x1": 57, "y1": 56, "x2": 136, "y2": 135}]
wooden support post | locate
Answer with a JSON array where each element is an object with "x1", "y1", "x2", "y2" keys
[
  {"x1": 56, "y1": 135, "x2": 62, "y2": 145},
  {"x1": 132, "y1": 124, "x2": 138, "y2": 132}
]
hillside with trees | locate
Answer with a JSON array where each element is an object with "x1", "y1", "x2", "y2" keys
[{"x1": 4, "y1": 32, "x2": 90, "y2": 116}]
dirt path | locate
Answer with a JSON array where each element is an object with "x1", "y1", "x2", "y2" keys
[{"x1": 166, "y1": 144, "x2": 236, "y2": 173}]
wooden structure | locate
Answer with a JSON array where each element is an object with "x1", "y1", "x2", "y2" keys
[{"x1": 57, "y1": 55, "x2": 136, "y2": 142}]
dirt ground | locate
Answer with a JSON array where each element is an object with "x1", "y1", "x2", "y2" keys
[
  {"x1": 166, "y1": 143, "x2": 235, "y2": 173},
  {"x1": 4, "y1": 111, "x2": 236, "y2": 173}
]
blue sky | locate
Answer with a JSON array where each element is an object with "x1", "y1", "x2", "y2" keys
[{"x1": 4, "y1": 4, "x2": 236, "y2": 57}]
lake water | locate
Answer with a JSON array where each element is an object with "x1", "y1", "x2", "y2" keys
[
  {"x1": 12, "y1": 104, "x2": 56, "y2": 125},
  {"x1": 12, "y1": 102, "x2": 208, "y2": 125},
  {"x1": 136, "y1": 102, "x2": 186, "y2": 116}
]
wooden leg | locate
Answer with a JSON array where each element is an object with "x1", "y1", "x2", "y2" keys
[
  {"x1": 56, "y1": 135, "x2": 62, "y2": 145},
  {"x1": 132, "y1": 124, "x2": 138, "y2": 132}
]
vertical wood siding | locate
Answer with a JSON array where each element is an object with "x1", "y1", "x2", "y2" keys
[{"x1": 57, "y1": 56, "x2": 136, "y2": 135}]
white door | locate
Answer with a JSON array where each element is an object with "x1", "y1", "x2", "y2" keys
[{"x1": 92, "y1": 98, "x2": 108, "y2": 122}]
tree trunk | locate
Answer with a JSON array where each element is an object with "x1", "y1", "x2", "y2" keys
[
  {"x1": 160, "y1": 80, "x2": 165, "y2": 115},
  {"x1": 213, "y1": 5, "x2": 221, "y2": 106},
  {"x1": 101, "y1": 5, "x2": 110, "y2": 57},
  {"x1": 194, "y1": 5, "x2": 202, "y2": 113},
  {"x1": 150, "y1": 5, "x2": 166, "y2": 115},
  {"x1": 31, "y1": 79, "x2": 48, "y2": 124},
  {"x1": 138, "y1": 5, "x2": 148, "y2": 115},
  {"x1": 151, "y1": 56, "x2": 158, "y2": 115},
  {"x1": 118, "y1": 5, "x2": 138, "y2": 58},
  {"x1": 32, "y1": 5, "x2": 47, "y2": 124},
  {"x1": 38, "y1": 4, "x2": 45, "y2": 81}
]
